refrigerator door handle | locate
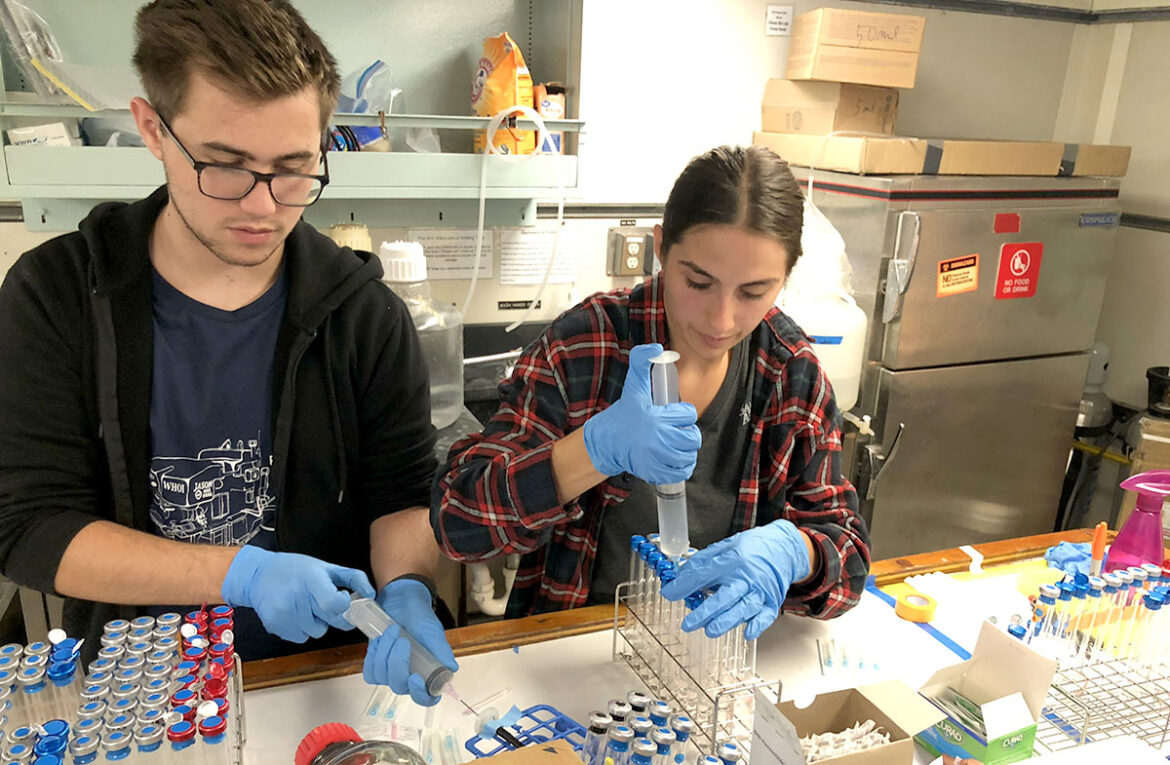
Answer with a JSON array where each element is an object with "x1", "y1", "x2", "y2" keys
[
  {"x1": 881, "y1": 212, "x2": 921, "y2": 324},
  {"x1": 856, "y1": 422, "x2": 905, "y2": 501}
]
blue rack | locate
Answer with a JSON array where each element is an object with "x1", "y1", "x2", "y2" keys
[{"x1": 464, "y1": 704, "x2": 586, "y2": 758}]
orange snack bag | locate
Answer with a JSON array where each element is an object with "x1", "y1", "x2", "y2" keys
[{"x1": 471, "y1": 32, "x2": 535, "y2": 155}]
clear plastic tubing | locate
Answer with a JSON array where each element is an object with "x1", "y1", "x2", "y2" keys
[
  {"x1": 649, "y1": 350, "x2": 690, "y2": 561},
  {"x1": 342, "y1": 595, "x2": 454, "y2": 697}
]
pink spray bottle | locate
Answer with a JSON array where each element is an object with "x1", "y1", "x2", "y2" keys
[{"x1": 1104, "y1": 470, "x2": 1170, "y2": 573}]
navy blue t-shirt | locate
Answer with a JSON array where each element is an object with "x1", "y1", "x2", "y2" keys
[{"x1": 148, "y1": 268, "x2": 287, "y2": 658}]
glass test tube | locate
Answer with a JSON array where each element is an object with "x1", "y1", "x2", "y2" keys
[
  {"x1": 649, "y1": 351, "x2": 690, "y2": 561},
  {"x1": 1073, "y1": 577, "x2": 1106, "y2": 663},
  {"x1": 629, "y1": 536, "x2": 648, "y2": 606}
]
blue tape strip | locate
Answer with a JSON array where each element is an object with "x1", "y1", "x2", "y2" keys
[
  {"x1": 865, "y1": 576, "x2": 971, "y2": 659},
  {"x1": 477, "y1": 705, "x2": 523, "y2": 739}
]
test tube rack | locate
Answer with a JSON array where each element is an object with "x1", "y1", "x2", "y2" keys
[
  {"x1": 612, "y1": 582, "x2": 778, "y2": 757},
  {"x1": 226, "y1": 658, "x2": 248, "y2": 765},
  {"x1": 1035, "y1": 657, "x2": 1170, "y2": 753}
]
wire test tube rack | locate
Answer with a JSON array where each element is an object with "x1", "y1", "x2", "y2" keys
[{"x1": 612, "y1": 537, "x2": 776, "y2": 757}]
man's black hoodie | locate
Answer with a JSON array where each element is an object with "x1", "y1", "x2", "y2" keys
[{"x1": 0, "y1": 187, "x2": 437, "y2": 657}]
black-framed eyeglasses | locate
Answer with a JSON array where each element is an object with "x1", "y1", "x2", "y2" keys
[{"x1": 158, "y1": 114, "x2": 329, "y2": 207}]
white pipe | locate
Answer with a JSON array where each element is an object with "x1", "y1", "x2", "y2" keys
[{"x1": 467, "y1": 555, "x2": 520, "y2": 617}]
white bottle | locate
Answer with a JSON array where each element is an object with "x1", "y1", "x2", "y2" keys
[{"x1": 379, "y1": 241, "x2": 464, "y2": 429}]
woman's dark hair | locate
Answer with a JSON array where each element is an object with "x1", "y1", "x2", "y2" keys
[{"x1": 660, "y1": 145, "x2": 803, "y2": 274}]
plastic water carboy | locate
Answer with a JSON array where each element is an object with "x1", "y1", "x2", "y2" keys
[
  {"x1": 1104, "y1": 470, "x2": 1170, "y2": 573},
  {"x1": 379, "y1": 241, "x2": 464, "y2": 429}
]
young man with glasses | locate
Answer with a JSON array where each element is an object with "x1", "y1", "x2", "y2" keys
[{"x1": 0, "y1": 0, "x2": 455, "y2": 705}]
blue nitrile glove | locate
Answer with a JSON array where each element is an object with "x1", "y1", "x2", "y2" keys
[
  {"x1": 1044, "y1": 541, "x2": 1091, "y2": 577},
  {"x1": 582, "y1": 343, "x2": 701, "y2": 484},
  {"x1": 220, "y1": 546, "x2": 375, "y2": 643},
  {"x1": 363, "y1": 578, "x2": 458, "y2": 706},
  {"x1": 660, "y1": 519, "x2": 811, "y2": 641}
]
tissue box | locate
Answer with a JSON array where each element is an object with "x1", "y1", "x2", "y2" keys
[
  {"x1": 751, "y1": 680, "x2": 944, "y2": 764},
  {"x1": 916, "y1": 622, "x2": 1058, "y2": 764}
]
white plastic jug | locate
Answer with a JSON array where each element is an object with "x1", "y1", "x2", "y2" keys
[
  {"x1": 781, "y1": 292, "x2": 867, "y2": 412},
  {"x1": 379, "y1": 241, "x2": 464, "y2": 429}
]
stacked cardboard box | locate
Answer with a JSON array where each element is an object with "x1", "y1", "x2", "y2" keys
[
  {"x1": 761, "y1": 6, "x2": 924, "y2": 142},
  {"x1": 758, "y1": 7, "x2": 1131, "y2": 177}
]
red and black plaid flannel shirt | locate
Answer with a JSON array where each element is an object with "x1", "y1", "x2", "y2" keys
[{"x1": 431, "y1": 276, "x2": 870, "y2": 619}]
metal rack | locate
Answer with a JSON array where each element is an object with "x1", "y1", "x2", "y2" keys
[
  {"x1": 611, "y1": 582, "x2": 777, "y2": 756},
  {"x1": 229, "y1": 658, "x2": 248, "y2": 765},
  {"x1": 1036, "y1": 658, "x2": 1170, "y2": 753}
]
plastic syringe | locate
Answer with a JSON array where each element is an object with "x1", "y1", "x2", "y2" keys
[
  {"x1": 343, "y1": 594, "x2": 454, "y2": 698},
  {"x1": 649, "y1": 350, "x2": 690, "y2": 560}
]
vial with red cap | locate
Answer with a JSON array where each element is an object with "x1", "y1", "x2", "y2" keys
[
  {"x1": 167, "y1": 720, "x2": 198, "y2": 765},
  {"x1": 198, "y1": 715, "x2": 231, "y2": 765},
  {"x1": 296, "y1": 723, "x2": 425, "y2": 765}
]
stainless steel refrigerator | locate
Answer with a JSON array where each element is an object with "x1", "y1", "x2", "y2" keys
[{"x1": 796, "y1": 170, "x2": 1122, "y2": 559}]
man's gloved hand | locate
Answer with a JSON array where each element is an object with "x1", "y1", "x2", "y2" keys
[
  {"x1": 582, "y1": 343, "x2": 701, "y2": 485},
  {"x1": 221, "y1": 546, "x2": 375, "y2": 643},
  {"x1": 363, "y1": 578, "x2": 458, "y2": 706},
  {"x1": 660, "y1": 520, "x2": 811, "y2": 641}
]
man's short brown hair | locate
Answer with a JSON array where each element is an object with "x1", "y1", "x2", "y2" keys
[{"x1": 133, "y1": 0, "x2": 340, "y2": 130}]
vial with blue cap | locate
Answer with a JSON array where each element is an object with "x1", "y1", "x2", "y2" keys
[
  {"x1": 98, "y1": 730, "x2": 131, "y2": 763},
  {"x1": 715, "y1": 741, "x2": 742, "y2": 765},
  {"x1": 74, "y1": 720, "x2": 103, "y2": 742},
  {"x1": 133, "y1": 725, "x2": 164, "y2": 758},
  {"x1": 136, "y1": 708, "x2": 165, "y2": 730},
  {"x1": 68, "y1": 735, "x2": 100, "y2": 765},
  {"x1": 629, "y1": 715, "x2": 653, "y2": 739},
  {"x1": 668, "y1": 715, "x2": 692, "y2": 765},
  {"x1": 104, "y1": 715, "x2": 134, "y2": 735},
  {"x1": 16, "y1": 667, "x2": 46, "y2": 726},
  {"x1": 32, "y1": 756, "x2": 61, "y2": 765},
  {"x1": 630, "y1": 738, "x2": 656, "y2": 765},
  {"x1": 33, "y1": 735, "x2": 67, "y2": 760},
  {"x1": 604, "y1": 724, "x2": 634, "y2": 765},
  {"x1": 6, "y1": 744, "x2": 32, "y2": 764},
  {"x1": 649, "y1": 727, "x2": 676, "y2": 765}
]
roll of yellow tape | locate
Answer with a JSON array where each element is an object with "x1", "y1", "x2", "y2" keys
[{"x1": 895, "y1": 591, "x2": 936, "y2": 623}]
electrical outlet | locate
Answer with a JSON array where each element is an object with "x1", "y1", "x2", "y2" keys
[{"x1": 607, "y1": 226, "x2": 655, "y2": 276}]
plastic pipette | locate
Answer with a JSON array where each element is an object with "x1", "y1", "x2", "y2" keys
[
  {"x1": 649, "y1": 351, "x2": 690, "y2": 560},
  {"x1": 1090, "y1": 522, "x2": 1108, "y2": 578},
  {"x1": 342, "y1": 595, "x2": 454, "y2": 698}
]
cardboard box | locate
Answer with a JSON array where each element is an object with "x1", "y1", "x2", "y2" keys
[
  {"x1": 1059, "y1": 143, "x2": 1132, "y2": 177},
  {"x1": 753, "y1": 132, "x2": 1130, "y2": 177},
  {"x1": 916, "y1": 622, "x2": 1058, "y2": 765},
  {"x1": 761, "y1": 80, "x2": 899, "y2": 135},
  {"x1": 477, "y1": 740, "x2": 582, "y2": 765},
  {"x1": 751, "y1": 680, "x2": 944, "y2": 765},
  {"x1": 786, "y1": 8, "x2": 926, "y2": 89}
]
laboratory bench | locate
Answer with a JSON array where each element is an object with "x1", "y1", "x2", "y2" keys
[{"x1": 237, "y1": 527, "x2": 1170, "y2": 764}]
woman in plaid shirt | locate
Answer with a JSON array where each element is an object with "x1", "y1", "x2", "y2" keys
[{"x1": 432, "y1": 145, "x2": 871, "y2": 639}]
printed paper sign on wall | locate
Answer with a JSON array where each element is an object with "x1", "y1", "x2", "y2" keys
[{"x1": 995, "y1": 242, "x2": 1043, "y2": 300}]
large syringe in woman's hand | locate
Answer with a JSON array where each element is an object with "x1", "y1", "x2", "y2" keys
[
  {"x1": 650, "y1": 350, "x2": 690, "y2": 560},
  {"x1": 343, "y1": 595, "x2": 455, "y2": 698}
]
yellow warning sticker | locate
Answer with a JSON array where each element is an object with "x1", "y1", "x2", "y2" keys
[{"x1": 937, "y1": 253, "x2": 979, "y2": 298}]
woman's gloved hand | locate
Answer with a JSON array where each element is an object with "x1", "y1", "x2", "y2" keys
[
  {"x1": 220, "y1": 545, "x2": 374, "y2": 643},
  {"x1": 660, "y1": 520, "x2": 811, "y2": 641},
  {"x1": 582, "y1": 343, "x2": 701, "y2": 485},
  {"x1": 363, "y1": 578, "x2": 458, "y2": 706}
]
